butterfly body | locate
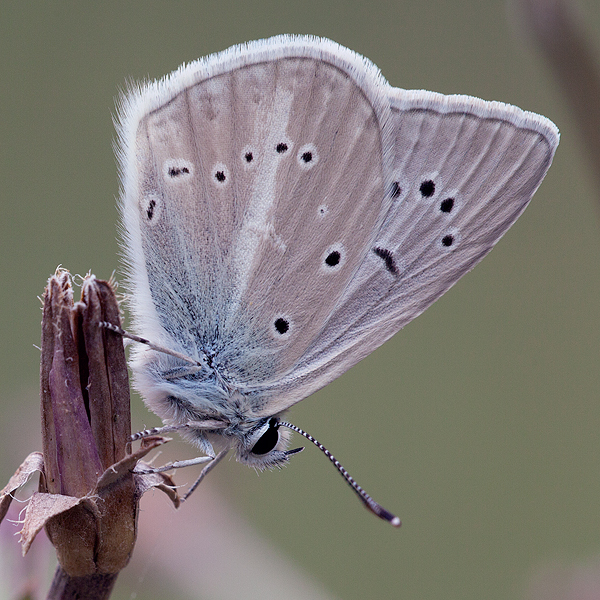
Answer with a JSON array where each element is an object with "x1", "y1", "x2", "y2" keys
[{"x1": 117, "y1": 35, "x2": 558, "y2": 472}]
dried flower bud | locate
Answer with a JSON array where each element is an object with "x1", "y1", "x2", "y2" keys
[{"x1": 1, "y1": 269, "x2": 179, "y2": 598}]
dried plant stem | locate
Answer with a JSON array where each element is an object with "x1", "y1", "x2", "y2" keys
[
  {"x1": 47, "y1": 567, "x2": 118, "y2": 600},
  {"x1": 516, "y1": 0, "x2": 600, "y2": 194}
]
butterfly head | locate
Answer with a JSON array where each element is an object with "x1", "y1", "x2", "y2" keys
[{"x1": 234, "y1": 416, "x2": 303, "y2": 470}]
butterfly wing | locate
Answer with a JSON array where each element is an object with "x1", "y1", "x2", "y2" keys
[
  {"x1": 118, "y1": 35, "x2": 558, "y2": 419},
  {"x1": 118, "y1": 36, "x2": 396, "y2": 413}
]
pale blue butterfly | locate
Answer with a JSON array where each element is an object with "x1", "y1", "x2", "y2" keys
[{"x1": 111, "y1": 35, "x2": 559, "y2": 526}]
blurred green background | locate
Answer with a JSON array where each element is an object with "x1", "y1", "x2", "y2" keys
[{"x1": 1, "y1": 1, "x2": 599, "y2": 599}]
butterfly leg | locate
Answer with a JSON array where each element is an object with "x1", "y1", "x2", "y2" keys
[
  {"x1": 181, "y1": 448, "x2": 229, "y2": 501},
  {"x1": 134, "y1": 453, "x2": 215, "y2": 475},
  {"x1": 132, "y1": 425, "x2": 218, "y2": 474}
]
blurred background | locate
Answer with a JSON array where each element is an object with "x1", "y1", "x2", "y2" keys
[{"x1": 1, "y1": 1, "x2": 599, "y2": 599}]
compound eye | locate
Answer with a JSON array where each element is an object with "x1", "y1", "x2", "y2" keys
[{"x1": 251, "y1": 418, "x2": 280, "y2": 455}]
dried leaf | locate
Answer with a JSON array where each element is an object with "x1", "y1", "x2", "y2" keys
[
  {"x1": 20, "y1": 492, "x2": 85, "y2": 556},
  {"x1": 0, "y1": 452, "x2": 44, "y2": 524}
]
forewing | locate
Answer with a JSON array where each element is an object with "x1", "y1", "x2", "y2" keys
[{"x1": 118, "y1": 38, "x2": 392, "y2": 396}]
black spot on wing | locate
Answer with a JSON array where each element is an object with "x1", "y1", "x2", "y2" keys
[
  {"x1": 440, "y1": 197, "x2": 454, "y2": 213},
  {"x1": 420, "y1": 179, "x2": 435, "y2": 198},
  {"x1": 373, "y1": 247, "x2": 399, "y2": 275},
  {"x1": 390, "y1": 181, "x2": 402, "y2": 198},
  {"x1": 168, "y1": 166, "x2": 190, "y2": 177},
  {"x1": 274, "y1": 317, "x2": 289, "y2": 334},
  {"x1": 325, "y1": 251, "x2": 341, "y2": 267}
]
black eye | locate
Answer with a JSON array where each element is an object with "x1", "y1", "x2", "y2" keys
[{"x1": 251, "y1": 418, "x2": 280, "y2": 455}]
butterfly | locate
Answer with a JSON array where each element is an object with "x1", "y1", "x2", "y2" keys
[{"x1": 112, "y1": 34, "x2": 559, "y2": 525}]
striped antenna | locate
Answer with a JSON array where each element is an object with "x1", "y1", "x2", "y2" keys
[{"x1": 279, "y1": 421, "x2": 400, "y2": 527}]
